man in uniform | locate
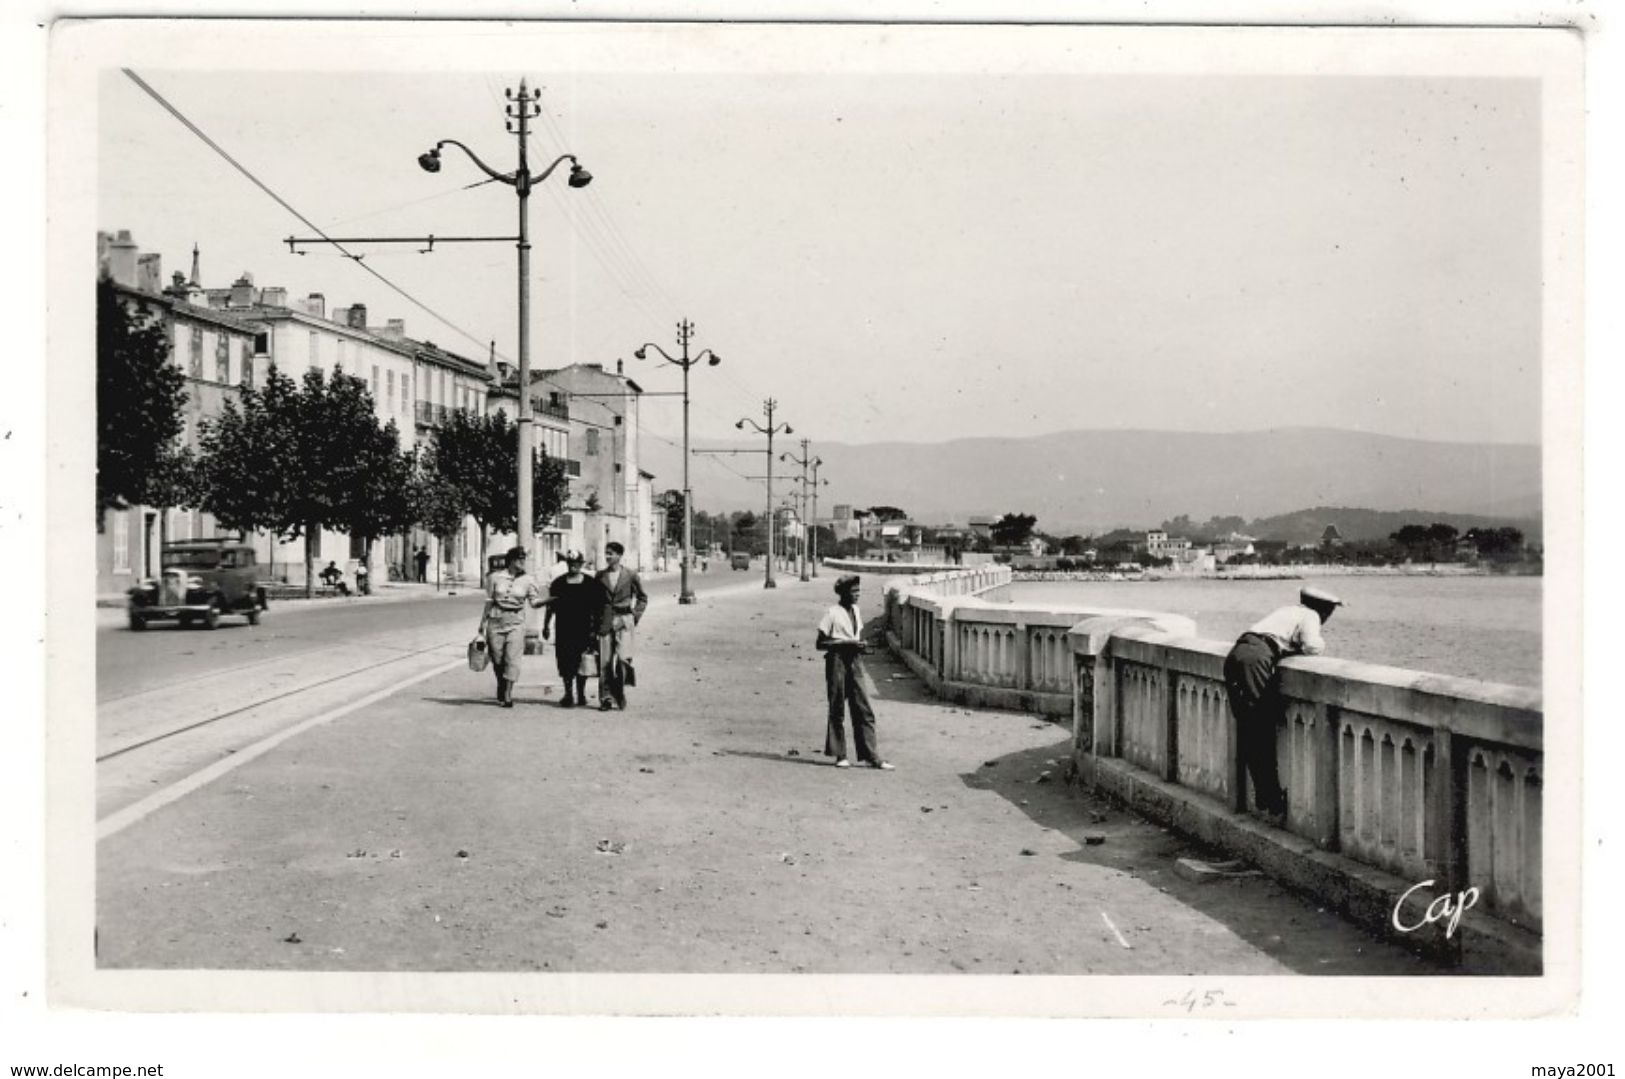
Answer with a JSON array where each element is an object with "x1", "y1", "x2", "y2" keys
[
  {"x1": 1223, "y1": 586, "x2": 1344, "y2": 818},
  {"x1": 479, "y1": 545, "x2": 550, "y2": 708},
  {"x1": 595, "y1": 541, "x2": 649, "y2": 711}
]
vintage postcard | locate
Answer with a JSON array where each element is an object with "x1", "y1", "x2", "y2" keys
[{"x1": 19, "y1": 7, "x2": 1602, "y2": 1068}]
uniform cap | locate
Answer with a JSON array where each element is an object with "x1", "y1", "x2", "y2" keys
[
  {"x1": 834, "y1": 574, "x2": 861, "y2": 595},
  {"x1": 1300, "y1": 586, "x2": 1345, "y2": 609},
  {"x1": 505, "y1": 545, "x2": 528, "y2": 563}
]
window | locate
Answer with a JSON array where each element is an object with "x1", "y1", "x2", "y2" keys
[
  {"x1": 586, "y1": 429, "x2": 599, "y2": 456},
  {"x1": 402, "y1": 374, "x2": 410, "y2": 414},
  {"x1": 613, "y1": 414, "x2": 623, "y2": 426},
  {"x1": 336, "y1": 339, "x2": 347, "y2": 371},
  {"x1": 215, "y1": 333, "x2": 230, "y2": 383},
  {"x1": 386, "y1": 370, "x2": 395, "y2": 408},
  {"x1": 112, "y1": 511, "x2": 130, "y2": 573},
  {"x1": 253, "y1": 332, "x2": 269, "y2": 356},
  {"x1": 371, "y1": 365, "x2": 379, "y2": 394},
  {"x1": 308, "y1": 330, "x2": 319, "y2": 371},
  {"x1": 189, "y1": 326, "x2": 204, "y2": 379}
]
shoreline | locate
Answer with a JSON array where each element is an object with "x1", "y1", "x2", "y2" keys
[{"x1": 1012, "y1": 564, "x2": 1541, "y2": 584}]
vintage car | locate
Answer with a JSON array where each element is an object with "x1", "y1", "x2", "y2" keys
[
  {"x1": 730, "y1": 551, "x2": 752, "y2": 571},
  {"x1": 126, "y1": 538, "x2": 268, "y2": 630}
]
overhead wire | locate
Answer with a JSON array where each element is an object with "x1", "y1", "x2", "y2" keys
[{"x1": 122, "y1": 68, "x2": 516, "y2": 368}]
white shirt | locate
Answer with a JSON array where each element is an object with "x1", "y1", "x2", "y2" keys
[
  {"x1": 1247, "y1": 604, "x2": 1326, "y2": 656},
  {"x1": 818, "y1": 602, "x2": 863, "y2": 643}
]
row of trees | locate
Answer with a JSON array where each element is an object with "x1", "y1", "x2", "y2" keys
[{"x1": 98, "y1": 281, "x2": 569, "y2": 595}]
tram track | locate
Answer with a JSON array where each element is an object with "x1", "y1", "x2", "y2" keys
[{"x1": 96, "y1": 637, "x2": 461, "y2": 763}]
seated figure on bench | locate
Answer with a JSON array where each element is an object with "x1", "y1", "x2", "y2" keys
[{"x1": 318, "y1": 561, "x2": 350, "y2": 596}]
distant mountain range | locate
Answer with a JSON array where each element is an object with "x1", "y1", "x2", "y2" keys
[{"x1": 640, "y1": 425, "x2": 1541, "y2": 537}]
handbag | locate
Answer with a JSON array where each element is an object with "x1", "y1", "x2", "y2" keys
[
  {"x1": 578, "y1": 649, "x2": 600, "y2": 679},
  {"x1": 467, "y1": 637, "x2": 490, "y2": 672}
]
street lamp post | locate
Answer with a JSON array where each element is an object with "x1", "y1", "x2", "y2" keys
[
  {"x1": 635, "y1": 319, "x2": 719, "y2": 605},
  {"x1": 737, "y1": 399, "x2": 791, "y2": 589},
  {"x1": 418, "y1": 79, "x2": 591, "y2": 569},
  {"x1": 808, "y1": 457, "x2": 826, "y2": 577},
  {"x1": 780, "y1": 438, "x2": 815, "y2": 582}
]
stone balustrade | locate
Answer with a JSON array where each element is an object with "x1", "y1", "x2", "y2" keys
[{"x1": 879, "y1": 565, "x2": 1543, "y2": 968}]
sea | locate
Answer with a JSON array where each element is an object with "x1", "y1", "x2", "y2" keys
[{"x1": 1007, "y1": 574, "x2": 1542, "y2": 690}]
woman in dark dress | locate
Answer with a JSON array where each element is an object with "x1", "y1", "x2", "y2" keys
[{"x1": 542, "y1": 550, "x2": 604, "y2": 707}]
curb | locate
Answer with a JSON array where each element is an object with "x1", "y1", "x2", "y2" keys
[{"x1": 1077, "y1": 754, "x2": 1542, "y2": 975}]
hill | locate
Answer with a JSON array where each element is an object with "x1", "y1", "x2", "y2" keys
[
  {"x1": 1239, "y1": 506, "x2": 1540, "y2": 546},
  {"x1": 642, "y1": 425, "x2": 1540, "y2": 535}
]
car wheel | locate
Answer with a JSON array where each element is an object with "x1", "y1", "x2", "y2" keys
[
  {"x1": 203, "y1": 601, "x2": 221, "y2": 630},
  {"x1": 128, "y1": 612, "x2": 146, "y2": 631},
  {"x1": 247, "y1": 607, "x2": 261, "y2": 626}
]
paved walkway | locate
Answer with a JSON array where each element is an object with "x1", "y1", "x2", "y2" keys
[{"x1": 96, "y1": 571, "x2": 1433, "y2": 977}]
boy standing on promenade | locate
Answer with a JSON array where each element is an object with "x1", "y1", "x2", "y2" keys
[
  {"x1": 816, "y1": 575, "x2": 893, "y2": 771},
  {"x1": 1224, "y1": 586, "x2": 1343, "y2": 817}
]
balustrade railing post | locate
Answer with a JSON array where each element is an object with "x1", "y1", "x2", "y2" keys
[
  {"x1": 1429, "y1": 731, "x2": 1471, "y2": 895},
  {"x1": 1227, "y1": 687, "x2": 1248, "y2": 813},
  {"x1": 1014, "y1": 623, "x2": 1030, "y2": 695},
  {"x1": 1309, "y1": 702, "x2": 1342, "y2": 850},
  {"x1": 1163, "y1": 670, "x2": 1180, "y2": 784}
]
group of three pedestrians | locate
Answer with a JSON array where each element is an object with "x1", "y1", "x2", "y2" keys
[{"x1": 478, "y1": 541, "x2": 648, "y2": 711}]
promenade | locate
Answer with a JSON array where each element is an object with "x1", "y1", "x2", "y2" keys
[{"x1": 95, "y1": 569, "x2": 1432, "y2": 977}]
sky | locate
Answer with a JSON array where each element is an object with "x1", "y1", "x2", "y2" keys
[{"x1": 94, "y1": 25, "x2": 1545, "y2": 467}]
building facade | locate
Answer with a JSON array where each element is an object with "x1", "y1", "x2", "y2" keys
[{"x1": 96, "y1": 231, "x2": 259, "y2": 597}]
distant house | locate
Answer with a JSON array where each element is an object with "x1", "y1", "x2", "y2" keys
[
  {"x1": 1146, "y1": 529, "x2": 1194, "y2": 562},
  {"x1": 967, "y1": 515, "x2": 995, "y2": 539},
  {"x1": 1321, "y1": 524, "x2": 1345, "y2": 547}
]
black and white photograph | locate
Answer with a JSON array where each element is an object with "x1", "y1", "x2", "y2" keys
[{"x1": 6, "y1": 3, "x2": 1616, "y2": 1074}]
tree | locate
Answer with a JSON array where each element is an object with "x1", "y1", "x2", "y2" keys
[
  {"x1": 421, "y1": 408, "x2": 568, "y2": 563},
  {"x1": 411, "y1": 449, "x2": 470, "y2": 564},
  {"x1": 97, "y1": 278, "x2": 190, "y2": 526},
  {"x1": 990, "y1": 512, "x2": 1038, "y2": 547},
  {"x1": 656, "y1": 489, "x2": 686, "y2": 545},
  {"x1": 333, "y1": 423, "x2": 418, "y2": 571},
  {"x1": 196, "y1": 364, "x2": 414, "y2": 596},
  {"x1": 731, "y1": 510, "x2": 760, "y2": 555},
  {"x1": 195, "y1": 365, "x2": 303, "y2": 570}
]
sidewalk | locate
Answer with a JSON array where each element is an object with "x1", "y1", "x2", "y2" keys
[{"x1": 95, "y1": 571, "x2": 1433, "y2": 979}]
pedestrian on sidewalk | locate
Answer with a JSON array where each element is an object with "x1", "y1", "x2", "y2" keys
[
  {"x1": 1223, "y1": 586, "x2": 1343, "y2": 818},
  {"x1": 594, "y1": 541, "x2": 648, "y2": 711},
  {"x1": 542, "y1": 550, "x2": 603, "y2": 708},
  {"x1": 816, "y1": 574, "x2": 892, "y2": 771},
  {"x1": 479, "y1": 545, "x2": 551, "y2": 708},
  {"x1": 414, "y1": 546, "x2": 430, "y2": 583}
]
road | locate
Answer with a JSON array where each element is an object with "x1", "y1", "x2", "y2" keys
[
  {"x1": 93, "y1": 563, "x2": 1438, "y2": 982},
  {"x1": 94, "y1": 566, "x2": 770, "y2": 819}
]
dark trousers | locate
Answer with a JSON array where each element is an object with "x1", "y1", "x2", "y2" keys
[
  {"x1": 824, "y1": 650, "x2": 878, "y2": 763},
  {"x1": 1223, "y1": 632, "x2": 1287, "y2": 814}
]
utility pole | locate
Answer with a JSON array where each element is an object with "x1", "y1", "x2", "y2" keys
[
  {"x1": 634, "y1": 320, "x2": 720, "y2": 604},
  {"x1": 780, "y1": 438, "x2": 815, "y2": 582},
  {"x1": 736, "y1": 399, "x2": 792, "y2": 589},
  {"x1": 808, "y1": 456, "x2": 826, "y2": 577}
]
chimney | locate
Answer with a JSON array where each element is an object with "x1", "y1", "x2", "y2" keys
[
  {"x1": 261, "y1": 286, "x2": 288, "y2": 308},
  {"x1": 229, "y1": 273, "x2": 255, "y2": 308},
  {"x1": 616, "y1": 358, "x2": 624, "y2": 376},
  {"x1": 105, "y1": 229, "x2": 138, "y2": 287},
  {"x1": 382, "y1": 318, "x2": 405, "y2": 340},
  {"x1": 190, "y1": 243, "x2": 201, "y2": 286},
  {"x1": 330, "y1": 306, "x2": 350, "y2": 327},
  {"x1": 347, "y1": 304, "x2": 367, "y2": 329},
  {"x1": 305, "y1": 293, "x2": 326, "y2": 318},
  {"x1": 136, "y1": 253, "x2": 163, "y2": 294},
  {"x1": 165, "y1": 271, "x2": 189, "y2": 298}
]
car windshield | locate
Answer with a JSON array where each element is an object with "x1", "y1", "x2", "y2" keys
[{"x1": 163, "y1": 549, "x2": 223, "y2": 569}]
